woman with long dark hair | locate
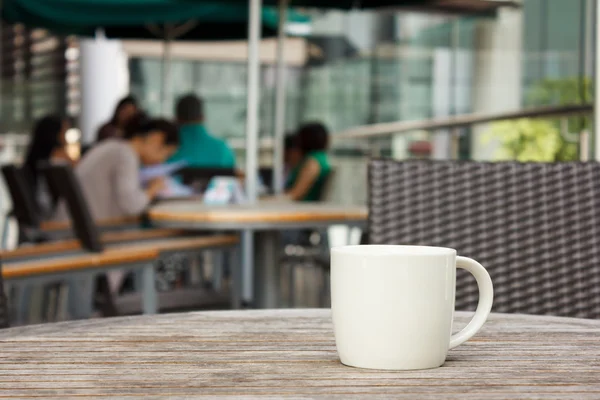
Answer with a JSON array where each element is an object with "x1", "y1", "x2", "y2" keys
[
  {"x1": 96, "y1": 95, "x2": 138, "y2": 142},
  {"x1": 284, "y1": 122, "x2": 331, "y2": 202},
  {"x1": 23, "y1": 115, "x2": 72, "y2": 216}
]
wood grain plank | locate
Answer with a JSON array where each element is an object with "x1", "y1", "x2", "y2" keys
[
  {"x1": 2, "y1": 247, "x2": 159, "y2": 279},
  {"x1": 40, "y1": 216, "x2": 141, "y2": 233},
  {"x1": 0, "y1": 310, "x2": 598, "y2": 398},
  {"x1": 1, "y1": 235, "x2": 237, "y2": 280},
  {"x1": 149, "y1": 202, "x2": 367, "y2": 224},
  {"x1": 0, "y1": 230, "x2": 232, "y2": 261},
  {"x1": 100, "y1": 228, "x2": 190, "y2": 243},
  {"x1": 108, "y1": 235, "x2": 239, "y2": 252}
]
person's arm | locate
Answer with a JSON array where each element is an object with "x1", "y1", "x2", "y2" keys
[
  {"x1": 284, "y1": 158, "x2": 321, "y2": 201},
  {"x1": 146, "y1": 178, "x2": 166, "y2": 199},
  {"x1": 113, "y1": 149, "x2": 153, "y2": 216}
]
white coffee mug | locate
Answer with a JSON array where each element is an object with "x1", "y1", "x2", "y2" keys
[{"x1": 331, "y1": 245, "x2": 493, "y2": 370}]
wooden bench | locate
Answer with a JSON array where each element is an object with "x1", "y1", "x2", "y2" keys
[
  {"x1": 2, "y1": 247, "x2": 161, "y2": 320},
  {"x1": 2, "y1": 234, "x2": 240, "y2": 319},
  {"x1": 2, "y1": 247, "x2": 159, "y2": 280},
  {"x1": 20, "y1": 164, "x2": 240, "y2": 319},
  {"x1": 40, "y1": 216, "x2": 141, "y2": 233},
  {"x1": 107, "y1": 235, "x2": 239, "y2": 253},
  {"x1": 0, "y1": 228, "x2": 191, "y2": 261}
]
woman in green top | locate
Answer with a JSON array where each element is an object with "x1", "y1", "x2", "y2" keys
[{"x1": 285, "y1": 122, "x2": 331, "y2": 202}]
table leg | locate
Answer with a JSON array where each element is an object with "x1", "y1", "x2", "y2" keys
[
  {"x1": 212, "y1": 250, "x2": 223, "y2": 291},
  {"x1": 66, "y1": 275, "x2": 94, "y2": 320},
  {"x1": 254, "y1": 230, "x2": 280, "y2": 308},
  {"x1": 242, "y1": 230, "x2": 254, "y2": 304},
  {"x1": 229, "y1": 246, "x2": 242, "y2": 309},
  {"x1": 142, "y1": 264, "x2": 157, "y2": 314},
  {"x1": 16, "y1": 284, "x2": 32, "y2": 323}
]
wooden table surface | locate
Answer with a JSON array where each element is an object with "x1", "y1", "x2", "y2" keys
[
  {"x1": 1, "y1": 309, "x2": 599, "y2": 399},
  {"x1": 149, "y1": 201, "x2": 367, "y2": 228}
]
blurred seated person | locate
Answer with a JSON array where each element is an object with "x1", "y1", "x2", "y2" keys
[
  {"x1": 169, "y1": 94, "x2": 236, "y2": 168},
  {"x1": 23, "y1": 115, "x2": 74, "y2": 217},
  {"x1": 96, "y1": 95, "x2": 138, "y2": 142},
  {"x1": 284, "y1": 122, "x2": 331, "y2": 202},
  {"x1": 284, "y1": 133, "x2": 303, "y2": 183},
  {"x1": 54, "y1": 113, "x2": 179, "y2": 222}
]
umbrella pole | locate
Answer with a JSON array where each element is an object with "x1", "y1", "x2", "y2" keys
[
  {"x1": 241, "y1": 0, "x2": 263, "y2": 305},
  {"x1": 161, "y1": 26, "x2": 173, "y2": 115},
  {"x1": 245, "y1": 0, "x2": 263, "y2": 203},
  {"x1": 273, "y1": 0, "x2": 288, "y2": 194},
  {"x1": 148, "y1": 22, "x2": 196, "y2": 115}
]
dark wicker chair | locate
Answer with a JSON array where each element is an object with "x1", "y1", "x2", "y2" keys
[
  {"x1": 368, "y1": 159, "x2": 600, "y2": 319},
  {"x1": 0, "y1": 257, "x2": 9, "y2": 328}
]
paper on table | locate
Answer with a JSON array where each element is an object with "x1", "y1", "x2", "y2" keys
[
  {"x1": 139, "y1": 161, "x2": 187, "y2": 184},
  {"x1": 203, "y1": 177, "x2": 246, "y2": 205},
  {"x1": 157, "y1": 176, "x2": 194, "y2": 199}
]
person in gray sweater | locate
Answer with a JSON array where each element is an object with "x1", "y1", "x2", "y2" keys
[
  {"x1": 55, "y1": 113, "x2": 179, "y2": 222},
  {"x1": 54, "y1": 114, "x2": 180, "y2": 308}
]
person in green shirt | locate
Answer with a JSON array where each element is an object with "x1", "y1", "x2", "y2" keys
[
  {"x1": 169, "y1": 94, "x2": 236, "y2": 168},
  {"x1": 285, "y1": 122, "x2": 331, "y2": 202}
]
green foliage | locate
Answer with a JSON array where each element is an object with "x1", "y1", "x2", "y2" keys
[
  {"x1": 486, "y1": 77, "x2": 591, "y2": 162},
  {"x1": 527, "y1": 77, "x2": 592, "y2": 133},
  {"x1": 487, "y1": 119, "x2": 577, "y2": 162}
]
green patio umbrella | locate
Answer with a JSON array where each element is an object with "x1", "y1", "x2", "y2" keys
[
  {"x1": 195, "y1": 0, "x2": 518, "y2": 13},
  {"x1": 2, "y1": 0, "x2": 309, "y2": 41},
  {"x1": 2, "y1": 0, "x2": 310, "y2": 111}
]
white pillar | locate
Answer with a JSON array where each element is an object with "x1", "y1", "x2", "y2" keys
[
  {"x1": 431, "y1": 48, "x2": 452, "y2": 159},
  {"x1": 79, "y1": 37, "x2": 129, "y2": 144},
  {"x1": 471, "y1": 7, "x2": 523, "y2": 160},
  {"x1": 273, "y1": 0, "x2": 288, "y2": 194}
]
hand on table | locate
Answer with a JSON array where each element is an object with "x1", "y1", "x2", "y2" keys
[{"x1": 146, "y1": 177, "x2": 167, "y2": 199}]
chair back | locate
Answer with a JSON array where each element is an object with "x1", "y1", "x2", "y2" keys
[
  {"x1": 368, "y1": 159, "x2": 600, "y2": 319},
  {"x1": 259, "y1": 167, "x2": 273, "y2": 193},
  {"x1": 0, "y1": 258, "x2": 9, "y2": 328},
  {"x1": 175, "y1": 167, "x2": 236, "y2": 193},
  {"x1": 1, "y1": 165, "x2": 40, "y2": 228},
  {"x1": 44, "y1": 164, "x2": 103, "y2": 252}
]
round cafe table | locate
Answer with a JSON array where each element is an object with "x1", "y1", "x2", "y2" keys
[
  {"x1": 149, "y1": 201, "x2": 367, "y2": 308},
  {"x1": 1, "y1": 309, "x2": 599, "y2": 399}
]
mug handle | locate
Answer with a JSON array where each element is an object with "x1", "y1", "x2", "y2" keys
[{"x1": 449, "y1": 256, "x2": 494, "y2": 349}]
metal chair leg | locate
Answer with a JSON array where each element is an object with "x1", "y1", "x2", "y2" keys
[
  {"x1": 229, "y1": 247, "x2": 242, "y2": 309},
  {"x1": 142, "y1": 263, "x2": 157, "y2": 315},
  {"x1": 287, "y1": 262, "x2": 296, "y2": 308},
  {"x1": 66, "y1": 275, "x2": 95, "y2": 320},
  {"x1": 212, "y1": 250, "x2": 223, "y2": 291},
  {"x1": 42, "y1": 283, "x2": 61, "y2": 322},
  {"x1": 196, "y1": 252, "x2": 209, "y2": 287},
  {"x1": 319, "y1": 269, "x2": 330, "y2": 308},
  {"x1": 16, "y1": 284, "x2": 32, "y2": 324}
]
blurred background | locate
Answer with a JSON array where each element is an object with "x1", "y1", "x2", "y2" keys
[{"x1": 2, "y1": 1, "x2": 593, "y2": 210}]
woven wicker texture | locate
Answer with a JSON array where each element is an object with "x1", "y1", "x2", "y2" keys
[
  {"x1": 0, "y1": 260, "x2": 8, "y2": 328},
  {"x1": 368, "y1": 160, "x2": 600, "y2": 319}
]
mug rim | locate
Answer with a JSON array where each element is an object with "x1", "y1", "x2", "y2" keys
[{"x1": 331, "y1": 244, "x2": 456, "y2": 256}]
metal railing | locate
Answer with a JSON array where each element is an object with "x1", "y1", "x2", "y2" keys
[{"x1": 333, "y1": 103, "x2": 594, "y2": 141}]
